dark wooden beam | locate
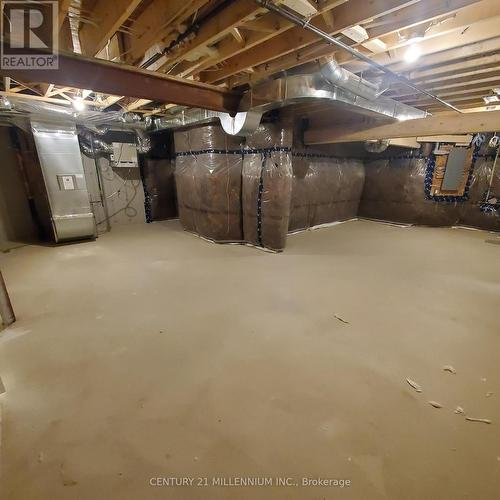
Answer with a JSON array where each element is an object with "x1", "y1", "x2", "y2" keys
[{"x1": 0, "y1": 51, "x2": 241, "y2": 113}]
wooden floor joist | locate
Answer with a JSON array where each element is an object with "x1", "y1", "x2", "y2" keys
[{"x1": 304, "y1": 110, "x2": 500, "y2": 144}]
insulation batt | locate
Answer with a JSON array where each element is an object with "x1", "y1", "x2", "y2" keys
[
  {"x1": 174, "y1": 124, "x2": 244, "y2": 242},
  {"x1": 173, "y1": 123, "x2": 498, "y2": 250},
  {"x1": 289, "y1": 156, "x2": 365, "y2": 231},
  {"x1": 242, "y1": 123, "x2": 293, "y2": 251},
  {"x1": 142, "y1": 158, "x2": 178, "y2": 220},
  {"x1": 359, "y1": 157, "x2": 499, "y2": 231}
]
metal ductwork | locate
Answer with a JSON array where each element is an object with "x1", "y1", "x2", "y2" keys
[
  {"x1": 152, "y1": 69, "x2": 427, "y2": 136},
  {"x1": 78, "y1": 127, "x2": 115, "y2": 157},
  {"x1": 256, "y1": 0, "x2": 462, "y2": 114},
  {"x1": 319, "y1": 59, "x2": 379, "y2": 101}
]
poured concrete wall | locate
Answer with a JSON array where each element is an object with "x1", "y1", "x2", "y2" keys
[
  {"x1": 0, "y1": 127, "x2": 38, "y2": 247},
  {"x1": 82, "y1": 155, "x2": 146, "y2": 231}
]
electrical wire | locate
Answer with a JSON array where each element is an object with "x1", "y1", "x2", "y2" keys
[{"x1": 95, "y1": 144, "x2": 141, "y2": 225}]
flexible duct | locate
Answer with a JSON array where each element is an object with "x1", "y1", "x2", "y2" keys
[
  {"x1": 78, "y1": 128, "x2": 114, "y2": 157},
  {"x1": 0, "y1": 95, "x2": 125, "y2": 125},
  {"x1": 135, "y1": 128, "x2": 151, "y2": 154},
  {"x1": 78, "y1": 124, "x2": 152, "y2": 157}
]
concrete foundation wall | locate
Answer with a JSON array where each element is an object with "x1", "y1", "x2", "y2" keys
[
  {"x1": 82, "y1": 155, "x2": 146, "y2": 232},
  {"x1": 0, "y1": 127, "x2": 38, "y2": 247}
]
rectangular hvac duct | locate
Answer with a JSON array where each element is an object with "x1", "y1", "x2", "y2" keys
[{"x1": 31, "y1": 120, "x2": 95, "y2": 242}]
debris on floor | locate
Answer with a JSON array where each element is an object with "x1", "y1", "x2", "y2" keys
[
  {"x1": 486, "y1": 392, "x2": 494, "y2": 398},
  {"x1": 428, "y1": 400, "x2": 443, "y2": 408},
  {"x1": 406, "y1": 378, "x2": 423, "y2": 393},
  {"x1": 443, "y1": 365, "x2": 457, "y2": 374},
  {"x1": 465, "y1": 417, "x2": 492, "y2": 424},
  {"x1": 334, "y1": 314, "x2": 349, "y2": 324},
  {"x1": 454, "y1": 406, "x2": 465, "y2": 415}
]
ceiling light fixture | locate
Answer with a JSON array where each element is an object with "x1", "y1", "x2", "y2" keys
[
  {"x1": 72, "y1": 97, "x2": 86, "y2": 112},
  {"x1": 404, "y1": 43, "x2": 421, "y2": 63}
]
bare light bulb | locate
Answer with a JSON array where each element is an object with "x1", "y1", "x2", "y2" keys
[
  {"x1": 404, "y1": 43, "x2": 421, "y2": 63},
  {"x1": 72, "y1": 97, "x2": 86, "y2": 112}
]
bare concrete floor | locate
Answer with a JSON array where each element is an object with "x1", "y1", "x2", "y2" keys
[{"x1": 0, "y1": 220, "x2": 499, "y2": 499}]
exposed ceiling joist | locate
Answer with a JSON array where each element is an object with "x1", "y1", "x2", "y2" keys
[
  {"x1": 123, "y1": 0, "x2": 209, "y2": 64},
  {"x1": 169, "y1": 0, "x2": 347, "y2": 79},
  {"x1": 345, "y1": 13, "x2": 500, "y2": 74},
  {"x1": 79, "y1": 0, "x2": 143, "y2": 56},
  {"x1": 58, "y1": 0, "x2": 72, "y2": 31},
  {"x1": 408, "y1": 49, "x2": 500, "y2": 82},
  {"x1": 201, "y1": 0, "x2": 418, "y2": 84},
  {"x1": 236, "y1": 0, "x2": 480, "y2": 87},
  {"x1": 161, "y1": 0, "x2": 265, "y2": 69},
  {"x1": 305, "y1": 110, "x2": 500, "y2": 144},
  {"x1": 387, "y1": 70, "x2": 500, "y2": 98},
  {"x1": 371, "y1": 37, "x2": 500, "y2": 78}
]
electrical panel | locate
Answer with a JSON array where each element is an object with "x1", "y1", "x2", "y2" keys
[{"x1": 111, "y1": 142, "x2": 138, "y2": 167}]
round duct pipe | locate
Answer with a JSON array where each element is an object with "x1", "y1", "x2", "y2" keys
[
  {"x1": 320, "y1": 59, "x2": 379, "y2": 101},
  {"x1": 219, "y1": 111, "x2": 263, "y2": 136}
]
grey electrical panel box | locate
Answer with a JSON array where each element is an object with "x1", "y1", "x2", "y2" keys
[{"x1": 441, "y1": 147, "x2": 468, "y2": 191}]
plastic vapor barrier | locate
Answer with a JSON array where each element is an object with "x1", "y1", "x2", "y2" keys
[
  {"x1": 173, "y1": 122, "x2": 367, "y2": 250},
  {"x1": 174, "y1": 124, "x2": 244, "y2": 242},
  {"x1": 172, "y1": 122, "x2": 498, "y2": 251},
  {"x1": 142, "y1": 158, "x2": 178, "y2": 221},
  {"x1": 289, "y1": 155, "x2": 365, "y2": 231},
  {"x1": 460, "y1": 156, "x2": 500, "y2": 231},
  {"x1": 359, "y1": 156, "x2": 499, "y2": 231},
  {"x1": 242, "y1": 123, "x2": 293, "y2": 251}
]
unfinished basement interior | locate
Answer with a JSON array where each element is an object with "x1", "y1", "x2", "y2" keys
[{"x1": 0, "y1": 0, "x2": 500, "y2": 498}]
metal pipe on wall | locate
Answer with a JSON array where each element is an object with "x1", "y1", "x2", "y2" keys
[
  {"x1": 256, "y1": 0, "x2": 462, "y2": 114},
  {"x1": 0, "y1": 270, "x2": 15, "y2": 326}
]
